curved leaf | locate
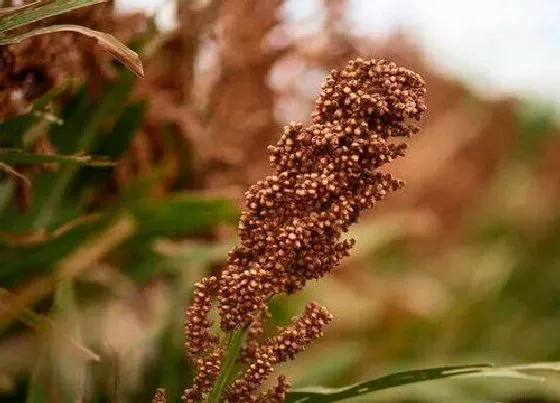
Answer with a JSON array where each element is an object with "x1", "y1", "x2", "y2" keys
[
  {"x1": 0, "y1": 0, "x2": 106, "y2": 33},
  {"x1": 0, "y1": 24, "x2": 144, "y2": 78},
  {"x1": 285, "y1": 363, "x2": 556, "y2": 403}
]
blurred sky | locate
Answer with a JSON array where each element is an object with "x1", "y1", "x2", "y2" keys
[{"x1": 117, "y1": 0, "x2": 560, "y2": 109}]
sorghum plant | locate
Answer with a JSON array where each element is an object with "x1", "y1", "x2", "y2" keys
[{"x1": 178, "y1": 57, "x2": 426, "y2": 402}]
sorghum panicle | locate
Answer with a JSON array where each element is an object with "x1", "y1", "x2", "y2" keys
[
  {"x1": 178, "y1": 57, "x2": 426, "y2": 402},
  {"x1": 218, "y1": 58, "x2": 426, "y2": 331}
]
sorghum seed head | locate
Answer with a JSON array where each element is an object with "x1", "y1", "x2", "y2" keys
[{"x1": 217, "y1": 57, "x2": 426, "y2": 331}]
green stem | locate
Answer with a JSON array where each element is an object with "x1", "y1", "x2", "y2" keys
[{"x1": 207, "y1": 329, "x2": 246, "y2": 403}]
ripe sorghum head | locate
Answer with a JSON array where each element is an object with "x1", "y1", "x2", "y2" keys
[
  {"x1": 218, "y1": 58, "x2": 426, "y2": 331},
  {"x1": 179, "y1": 57, "x2": 426, "y2": 403}
]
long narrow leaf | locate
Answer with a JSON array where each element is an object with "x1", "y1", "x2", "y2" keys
[
  {"x1": 0, "y1": 24, "x2": 144, "y2": 78},
  {"x1": 0, "y1": 149, "x2": 114, "y2": 166},
  {"x1": 0, "y1": 215, "x2": 134, "y2": 330},
  {"x1": 285, "y1": 363, "x2": 553, "y2": 403},
  {"x1": 0, "y1": 193, "x2": 236, "y2": 284},
  {"x1": 0, "y1": 1, "x2": 43, "y2": 17},
  {"x1": 0, "y1": 0, "x2": 106, "y2": 33},
  {"x1": 131, "y1": 195, "x2": 238, "y2": 238}
]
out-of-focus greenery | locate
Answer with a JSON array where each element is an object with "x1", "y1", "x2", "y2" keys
[
  {"x1": 0, "y1": 68, "x2": 237, "y2": 402},
  {"x1": 1, "y1": 4, "x2": 560, "y2": 401}
]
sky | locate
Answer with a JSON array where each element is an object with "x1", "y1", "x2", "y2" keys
[{"x1": 117, "y1": 0, "x2": 560, "y2": 108}]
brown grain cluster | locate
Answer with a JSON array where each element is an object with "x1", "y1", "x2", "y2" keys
[
  {"x1": 226, "y1": 303, "x2": 332, "y2": 402},
  {"x1": 182, "y1": 276, "x2": 223, "y2": 401},
  {"x1": 182, "y1": 348, "x2": 223, "y2": 402},
  {"x1": 184, "y1": 276, "x2": 220, "y2": 359},
  {"x1": 181, "y1": 57, "x2": 426, "y2": 402},
  {"x1": 218, "y1": 57, "x2": 426, "y2": 331}
]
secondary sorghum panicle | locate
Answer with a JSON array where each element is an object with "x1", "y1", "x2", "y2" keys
[
  {"x1": 218, "y1": 57, "x2": 426, "y2": 331},
  {"x1": 268, "y1": 302, "x2": 333, "y2": 363},
  {"x1": 225, "y1": 303, "x2": 333, "y2": 402},
  {"x1": 177, "y1": 57, "x2": 426, "y2": 402},
  {"x1": 182, "y1": 348, "x2": 223, "y2": 402},
  {"x1": 184, "y1": 276, "x2": 220, "y2": 360}
]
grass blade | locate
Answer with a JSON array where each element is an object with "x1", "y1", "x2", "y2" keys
[
  {"x1": 0, "y1": 0, "x2": 106, "y2": 33},
  {"x1": 0, "y1": 149, "x2": 114, "y2": 166},
  {"x1": 284, "y1": 363, "x2": 548, "y2": 403},
  {"x1": 208, "y1": 329, "x2": 247, "y2": 403},
  {"x1": 0, "y1": 215, "x2": 134, "y2": 330},
  {"x1": 32, "y1": 70, "x2": 136, "y2": 228}
]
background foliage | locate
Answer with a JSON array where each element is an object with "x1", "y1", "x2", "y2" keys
[{"x1": 0, "y1": 0, "x2": 559, "y2": 402}]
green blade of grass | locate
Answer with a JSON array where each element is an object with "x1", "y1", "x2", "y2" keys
[
  {"x1": 284, "y1": 363, "x2": 548, "y2": 403},
  {"x1": 31, "y1": 70, "x2": 136, "y2": 229},
  {"x1": 0, "y1": 193, "x2": 236, "y2": 285},
  {"x1": 130, "y1": 195, "x2": 238, "y2": 238},
  {"x1": 0, "y1": 79, "x2": 72, "y2": 147},
  {"x1": 0, "y1": 149, "x2": 114, "y2": 166},
  {"x1": 0, "y1": 0, "x2": 106, "y2": 33},
  {"x1": 0, "y1": 215, "x2": 134, "y2": 330},
  {"x1": 208, "y1": 329, "x2": 247, "y2": 403}
]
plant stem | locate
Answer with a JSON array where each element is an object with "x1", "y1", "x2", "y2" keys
[{"x1": 207, "y1": 328, "x2": 246, "y2": 403}]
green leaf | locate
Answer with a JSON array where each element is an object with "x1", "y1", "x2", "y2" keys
[
  {"x1": 0, "y1": 149, "x2": 114, "y2": 166},
  {"x1": 26, "y1": 367, "x2": 49, "y2": 403},
  {"x1": 0, "y1": 0, "x2": 106, "y2": 33},
  {"x1": 0, "y1": 172, "x2": 85, "y2": 232},
  {"x1": 0, "y1": 215, "x2": 108, "y2": 286},
  {"x1": 515, "y1": 101, "x2": 556, "y2": 162},
  {"x1": 47, "y1": 87, "x2": 92, "y2": 153},
  {"x1": 208, "y1": 329, "x2": 247, "y2": 403},
  {"x1": 0, "y1": 215, "x2": 134, "y2": 330},
  {"x1": 94, "y1": 102, "x2": 145, "y2": 160},
  {"x1": 0, "y1": 24, "x2": 144, "y2": 78},
  {"x1": 285, "y1": 363, "x2": 554, "y2": 402},
  {"x1": 50, "y1": 281, "x2": 94, "y2": 402},
  {"x1": 32, "y1": 70, "x2": 136, "y2": 228},
  {"x1": 78, "y1": 101, "x2": 145, "y2": 188},
  {"x1": 0, "y1": 1, "x2": 44, "y2": 17},
  {"x1": 130, "y1": 195, "x2": 237, "y2": 239},
  {"x1": 0, "y1": 193, "x2": 236, "y2": 285},
  {"x1": 0, "y1": 80, "x2": 72, "y2": 147}
]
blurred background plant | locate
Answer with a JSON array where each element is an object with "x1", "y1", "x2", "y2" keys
[{"x1": 0, "y1": 0, "x2": 559, "y2": 402}]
